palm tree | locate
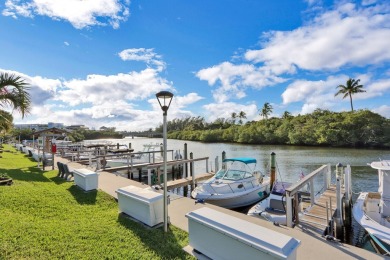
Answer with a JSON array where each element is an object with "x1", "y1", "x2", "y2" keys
[
  {"x1": 0, "y1": 110, "x2": 13, "y2": 134},
  {"x1": 335, "y1": 78, "x2": 365, "y2": 112},
  {"x1": 282, "y1": 111, "x2": 292, "y2": 120},
  {"x1": 260, "y1": 102, "x2": 273, "y2": 119},
  {"x1": 0, "y1": 72, "x2": 31, "y2": 118},
  {"x1": 231, "y1": 112, "x2": 237, "y2": 124},
  {"x1": 238, "y1": 111, "x2": 246, "y2": 125}
]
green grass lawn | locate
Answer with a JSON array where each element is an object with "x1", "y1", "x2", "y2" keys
[{"x1": 0, "y1": 144, "x2": 193, "y2": 259}]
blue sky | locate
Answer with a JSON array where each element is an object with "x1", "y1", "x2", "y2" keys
[{"x1": 1, "y1": 0, "x2": 389, "y2": 131}]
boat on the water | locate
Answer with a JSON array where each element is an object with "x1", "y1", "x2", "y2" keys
[
  {"x1": 353, "y1": 160, "x2": 390, "y2": 255},
  {"x1": 247, "y1": 180, "x2": 309, "y2": 225},
  {"x1": 191, "y1": 157, "x2": 270, "y2": 209}
]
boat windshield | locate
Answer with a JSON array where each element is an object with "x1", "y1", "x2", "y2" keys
[
  {"x1": 215, "y1": 169, "x2": 226, "y2": 179},
  {"x1": 271, "y1": 182, "x2": 292, "y2": 196},
  {"x1": 216, "y1": 161, "x2": 255, "y2": 180}
]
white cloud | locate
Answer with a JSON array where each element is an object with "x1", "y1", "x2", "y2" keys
[
  {"x1": 196, "y1": 62, "x2": 285, "y2": 103},
  {"x1": 57, "y1": 68, "x2": 173, "y2": 106},
  {"x1": 281, "y1": 75, "x2": 352, "y2": 114},
  {"x1": 196, "y1": 2, "x2": 390, "y2": 115},
  {"x1": 245, "y1": 3, "x2": 390, "y2": 73},
  {"x1": 64, "y1": 41, "x2": 70, "y2": 46},
  {"x1": 4, "y1": 68, "x2": 206, "y2": 131},
  {"x1": 173, "y1": 93, "x2": 204, "y2": 109},
  {"x1": 281, "y1": 75, "x2": 390, "y2": 115},
  {"x1": 364, "y1": 78, "x2": 390, "y2": 98},
  {"x1": 203, "y1": 102, "x2": 258, "y2": 122},
  {"x1": 373, "y1": 105, "x2": 390, "y2": 119},
  {"x1": 3, "y1": 0, "x2": 130, "y2": 29},
  {"x1": 118, "y1": 48, "x2": 166, "y2": 71}
]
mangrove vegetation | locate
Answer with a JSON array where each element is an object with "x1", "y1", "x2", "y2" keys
[{"x1": 163, "y1": 109, "x2": 390, "y2": 148}]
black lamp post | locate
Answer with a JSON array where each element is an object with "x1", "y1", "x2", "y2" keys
[{"x1": 156, "y1": 91, "x2": 173, "y2": 232}]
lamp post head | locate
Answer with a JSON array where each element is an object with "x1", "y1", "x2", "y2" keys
[{"x1": 156, "y1": 91, "x2": 174, "y2": 115}]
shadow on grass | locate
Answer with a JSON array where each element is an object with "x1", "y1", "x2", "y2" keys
[
  {"x1": 67, "y1": 185, "x2": 98, "y2": 205},
  {"x1": 117, "y1": 213, "x2": 189, "y2": 259},
  {"x1": 49, "y1": 174, "x2": 69, "y2": 185},
  {"x1": 4, "y1": 167, "x2": 51, "y2": 182}
]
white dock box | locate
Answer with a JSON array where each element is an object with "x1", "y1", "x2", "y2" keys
[
  {"x1": 116, "y1": 185, "x2": 163, "y2": 227},
  {"x1": 186, "y1": 207, "x2": 300, "y2": 260},
  {"x1": 73, "y1": 168, "x2": 99, "y2": 191}
]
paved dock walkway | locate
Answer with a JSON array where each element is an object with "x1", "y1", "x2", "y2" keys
[{"x1": 55, "y1": 156, "x2": 384, "y2": 260}]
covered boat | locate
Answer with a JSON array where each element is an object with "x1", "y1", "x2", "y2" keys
[
  {"x1": 353, "y1": 160, "x2": 390, "y2": 254},
  {"x1": 191, "y1": 157, "x2": 270, "y2": 209},
  {"x1": 247, "y1": 181, "x2": 308, "y2": 225}
]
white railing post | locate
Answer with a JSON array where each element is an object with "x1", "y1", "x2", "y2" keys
[
  {"x1": 336, "y1": 178, "x2": 343, "y2": 226},
  {"x1": 148, "y1": 169, "x2": 152, "y2": 186},
  {"x1": 192, "y1": 161, "x2": 195, "y2": 188},
  {"x1": 310, "y1": 178, "x2": 315, "y2": 207},
  {"x1": 206, "y1": 158, "x2": 209, "y2": 173},
  {"x1": 96, "y1": 156, "x2": 100, "y2": 170},
  {"x1": 286, "y1": 194, "x2": 293, "y2": 227},
  {"x1": 345, "y1": 165, "x2": 350, "y2": 201},
  {"x1": 215, "y1": 156, "x2": 219, "y2": 172},
  {"x1": 327, "y1": 163, "x2": 331, "y2": 189}
]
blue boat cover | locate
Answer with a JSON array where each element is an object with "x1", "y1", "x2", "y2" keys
[{"x1": 223, "y1": 157, "x2": 256, "y2": 164}]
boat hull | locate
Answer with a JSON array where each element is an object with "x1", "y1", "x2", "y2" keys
[
  {"x1": 192, "y1": 181, "x2": 270, "y2": 209},
  {"x1": 353, "y1": 192, "x2": 390, "y2": 253}
]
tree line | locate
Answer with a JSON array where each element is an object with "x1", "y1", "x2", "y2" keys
[{"x1": 164, "y1": 109, "x2": 390, "y2": 148}]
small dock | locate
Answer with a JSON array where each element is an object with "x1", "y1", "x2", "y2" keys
[
  {"x1": 285, "y1": 164, "x2": 352, "y2": 239},
  {"x1": 300, "y1": 185, "x2": 341, "y2": 231}
]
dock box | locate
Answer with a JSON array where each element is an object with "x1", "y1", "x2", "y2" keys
[
  {"x1": 116, "y1": 185, "x2": 163, "y2": 227},
  {"x1": 186, "y1": 207, "x2": 300, "y2": 260},
  {"x1": 73, "y1": 168, "x2": 99, "y2": 191}
]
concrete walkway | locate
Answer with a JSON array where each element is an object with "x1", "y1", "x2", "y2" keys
[{"x1": 55, "y1": 156, "x2": 385, "y2": 260}]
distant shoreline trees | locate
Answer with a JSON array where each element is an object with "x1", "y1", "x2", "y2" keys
[{"x1": 165, "y1": 109, "x2": 390, "y2": 148}]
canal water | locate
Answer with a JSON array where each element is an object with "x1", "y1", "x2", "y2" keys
[
  {"x1": 96, "y1": 137, "x2": 390, "y2": 253},
  {"x1": 108, "y1": 137, "x2": 388, "y2": 193}
]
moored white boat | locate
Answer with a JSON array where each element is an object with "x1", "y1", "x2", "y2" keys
[
  {"x1": 191, "y1": 157, "x2": 270, "y2": 209},
  {"x1": 353, "y1": 160, "x2": 390, "y2": 255}
]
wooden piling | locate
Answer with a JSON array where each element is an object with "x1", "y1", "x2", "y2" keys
[
  {"x1": 222, "y1": 151, "x2": 226, "y2": 169},
  {"x1": 270, "y1": 152, "x2": 276, "y2": 190},
  {"x1": 190, "y1": 152, "x2": 194, "y2": 190},
  {"x1": 183, "y1": 144, "x2": 188, "y2": 196},
  {"x1": 172, "y1": 165, "x2": 175, "y2": 181}
]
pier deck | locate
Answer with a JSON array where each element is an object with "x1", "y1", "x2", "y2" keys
[
  {"x1": 300, "y1": 185, "x2": 340, "y2": 232},
  {"x1": 54, "y1": 156, "x2": 381, "y2": 260}
]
